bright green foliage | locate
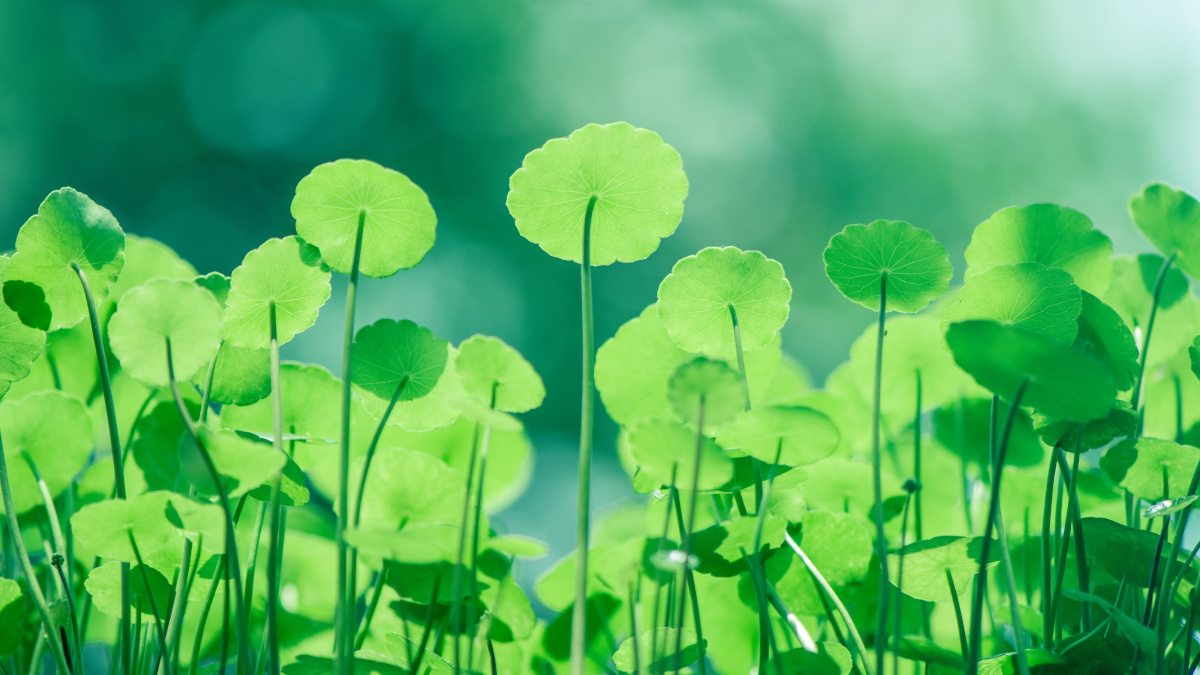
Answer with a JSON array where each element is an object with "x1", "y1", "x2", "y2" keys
[
  {"x1": 292, "y1": 159, "x2": 437, "y2": 277},
  {"x1": 715, "y1": 405, "x2": 839, "y2": 467},
  {"x1": 205, "y1": 342, "x2": 272, "y2": 405},
  {"x1": 612, "y1": 627, "x2": 702, "y2": 673},
  {"x1": 801, "y1": 457, "x2": 902, "y2": 515},
  {"x1": 456, "y1": 334, "x2": 544, "y2": 413},
  {"x1": 846, "y1": 316, "x2": 970, "y2": 419},
  {"x1": 823, "y1": 219, "x2": 951, "y2": 312},
  {"x1": 934, "y1": 398, "x2": 1044, "y2": 467},
  {"x1": 777, "y1": 510, "x2": 873, "y2": 614},
  {"x1": 131, "y1": 400, "x2": 193, "y2": 491},
  {"x1": 180, "y1": 425, "x2": 287, "y2": 499},
  {"x1": 3, "y1": 187, "x2": 125, "y2": 331},
  {"x1": 0, "y1": 578, "x2": 24, "y2": 655},
  {"x1": 945, "y1": 320, "x2": 1117, "y2": 422},
  {"x1": 166, "y1": 495, "x2": 226, "y2": 553},
  {"x1": 965, "y1": 204, "x2": 1113, "y2": 295},
  {"x1": 767, "y1": 643, "x2": 853, "y2": 675},
  {"x1": 667, "y1": 357, "x2": 744, "y2": 428},
  {"x1": 345, "y1": 524, "x2": 460, "y2": 564},
  {"x1": 108, "y1": 278, "x2": 223, "y2": 386},
  {"x1": 691, "y1": 514, "x2": 786, "y2": 573},
  {"x1": 1108, "y1": 437, "x2": 1200, "y2": 501},
  {"x1": 1079, "y1": 517, "x2": 1165, "y2": 587},
  {"x1": 943, "y1": 263, "x2": 1082, "y2": 343},
  {"x1": 626, "y1": 420, "x2": 732, "y2": 490},
  {"x1": 350, "y1": 447, "x2": 465, "y2": 529},
  {"x1": 71, "y1": 491, "x2": 177, "y2": 562},
  {"x1": 657, "y1": 246, "x2": 791, "y2": 358},
  {"x1": 506, "y1": 122, "x2": 687, "y2": 266},
  {"x1": 352, "y1": 319, "x2": 449, "y2": 401},
  {"x1": 1143, "y1": 494, "x2": 1197, "y2": 519},
  {"x1": 106, "y1": 234, "x2": 197, "y2": 304},
  {"x1": 85, "y1": 561, "x2": 175, "y2": 622},
  {"x1": 488, "y1": 534, "x2": 549, "y2": 559},
  {"x1": 889, "y1": 536, "x2": 997, "y2": 602},
  {"x1": 1073, "y1": 291, "x2": 1139, "y2": 390},
  {"x1": 0, "y1": 391, "x2": 92, "y2": 514},
  {"x1": 1129, "y1": 182, "x2": 1200, "y2": 279},
  {"x1": 195, "y1": 271, "x2": 231, "y2": 305},
  {"x1": 0, "y1": 257, "x2": 45, "y2": 386},
  {"x1": 222, "y1": 362, "x2": 340, "y2": 445},
  {"x1": 1104, "y1": 254, "x2": 1189, "y2": 325},
  {"x1": 1190, "y1": 335, "x2": 1200, "y2": 383},
  {"x1": 1033, "y1": 400, "x2": 1137, "y2": 451},
  {"x1": 223, "y1": 236, "x2": 332, "y2": 348}
]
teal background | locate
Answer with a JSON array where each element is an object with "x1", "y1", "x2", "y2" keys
[{"x1": 3, "y1": 0, "x2": 1198, "y2": 585}]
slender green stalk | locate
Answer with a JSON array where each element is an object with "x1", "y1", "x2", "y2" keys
[
  {"x1": 241, "y1": 502, "x2": 268, "y2": 622},
  {"x1": 627, "y1": 582, "x2": 642, "y2": 675},
  {"x1": 128, "y1": 534, "x2": 169, "y2": 668},
  {"x1": 354, "y1": 567, "x2": 388, "y2": 650},
  {"x1": 673, "y1": 396, "x2": 710, "y2": 675},
  {"x1": 449, "y1": 422, "x2": 481, "y2": 675},
  {"x1": 893, "y1": 487, "x2": 915, "y2": 675},
  {"x1": 49, "y1": 554, "x2": 81, "y2": 672},
  {"x1": 870, "y1": 274, "x2": 890, "y2": 675},
  {"x1": 913, "y1": 370, "x2": 923, "y2": 541},
  {"x1": 24, "y1": 456, "x2": 67, "y2": 568},
  {"x1": 266, "y1": 301, "x2": 285, "y2": 675},
  {"x1": 408, "y1": 572, "x2": 441, "y2": 675},
  {"x1": 1041, "y1": 445, "x2": 1059, "y2": 648},
  {"x1": 738, "y1": 545, "x2": 781, "y2": 675},
  {"x1": 1132, "y1": 253, "x2": 1175, "y2": 412},
  {"x1": 570, "y1": 195, "x2": 599, "y2": 675},
  {"x1": 648, "y1": 468, "x2": 677, "y2": 672},
  {"x1": 337, "y1": 211, "x2": 366, "y2": 675},
  {"x1": 163, "y1": 534, "x2": 193, "y2": 675},
  {"x1": 764, "y1": 581, "x2": 817, "y2": 652},
  {"x1": 1064, "y1": 448, "x2": 1091, "y2": 631},
  {"x1": 784, "y1": 532, "x2": 872, "y2": 675},
  {"x1": 947, "y1": 570, "x2": 969, "y2": 659},
  {"x1": 200, "y1": 353, "x2": 218, "y2": 423},
  {"x1": 466, "y1": 416, "x2": 496, "y2": 674}
]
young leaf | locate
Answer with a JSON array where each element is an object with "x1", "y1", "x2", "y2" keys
[
  {"x1": 506, "y1": 122, "x2": 687, "y2": 266},
  {"x1": 667, "y1": 357, "x2": 744, "y2": 429},
  {"x1": 0, "y1": 256, "x2": 46, "y2": 386},
  {"x1": 945, "y1": 320, "x2": 1117, "y2": 422},
  {"x1": 1106, "y1": 437, "x2": 1200, "y2": 501},
  {"x1": 656, "y1": 246, "x2": 791, "y2": 358},
  {"x1": 942, "y1": 262, "x2": 1083, "y2": 343},
  {"x1": 612, "y1": 627, "x2": 702, "y2": 674},
  {"x1": 626, "y1": 420, "x2": 733, "y2": 491},
  {"x1": 0, "y1": 391, "x2": 93, "y2": 514},
  {"x1": 221, "y1": 362, "x2": 340, "y2": 445},
  {"x1": 179, "y1": 425, "x2": 287, "y2": 499},
  {"x1": 105, "y1": 234, "x2": 198, "y2": 305},
  {"x1": 194, "y1": 271, "x2": 231, "y2": 306},
  {"x1": 715, "y1": 405, "x2": 839, "y2": 467},
  {"x1": 823, "y1": 219, "x2": 951, "y2": 312},
  {"x1": 292, "y1": 159, "x2": 437, "y2": 278},
  {"x1": 455, "y1": 334, "x2": 544, "y2": 413},
  {"x1": 1104, "y1": 254, "x2": 1189, "y2": 326},
  {"x1": 964, "y1": 204, "x2": 1113, "y2": 295},
  {"x1": 3, "y1": 187, "x2": 125, "y2": 331},
  {"x1": 108, "y1": 278, "x2": 223, "y2": 386},
  {"x1": 888, "y1": 536, "x2": 998, "y2": 602},
  {"x1": 222, "y1": 236, "x2": 331, "y2": 349},
  {"x1": 353, "y1": 320, "x2": 458, "y2": 431},
  {"x1": 71, "y1": 491, "x2": 177, "y2": 562},
  {"x1": 1129, "y1": 182, "x2": 1200, "y2": 280}
]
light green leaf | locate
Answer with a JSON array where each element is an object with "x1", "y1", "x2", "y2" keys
[
  {"x1": 506, "y1": 122, "x2": 687, "y2": 266},
  {"x1": 285, "y1": 653, "x2": 411, "y2": 675},
  {"x1": 1110, "y1": 437, "x2": 1200, "y2": 502},
  {"x1": 352, "y1": 319, "x2": 449, "y2": 402},
  {"x1": 455, "y1": 334, "x2": 543, "y2": 413},
  {"x1": 165, "y1": 495, "x2": 226, "y2": 553},
  {"x1": 823, "y1": 219, "x2": 951, "y2": 313},
  {"x1": 943, "y1": 262, "x2": 1082, "y2": 343},
  {"x1": 946, "y1": 320, "x2": 1117, "y2": 422},
  {"x1": 801, "y1": 457, "x2": 903, "y2": 516},
  {"x1": 776, "y1": 510, "x2": 873, "y2": 615},
  {"x1": 1103, "y1": 254, "x2": 1189, "y2": 327},
  {"x1": 246, "y1": 454, "x2": 310, "y2": 507},
  {"x1": 108, "y1": 278, "x2": 223, "y2": 386},
  {"x1": 845, "y1": 316, "x2": 970, "y2": 421},
  {"x1": 105, "y1": 234, "x2": 197, "y2": 305},
  {"x1": 613, "y1": 627, "x2": 702, "y2": 674},
  {"x1": 3, "y1": 187, "x2": 124, "y2": 331},
  {"x1": 768, "y1": 643, "x2": 853, "y2": 675},
  {"x1": 1033, "y1": 400, "x2": 1137, "y2": 452},
  {"x1": 221, "y1": 362, "x2": 340, "y2": 446},
  {"x1": 657, "y1": 247, "x2": 791, "y2": 359},
  {"x1": 1074, "y1": 291, "x2": 1139, "y2": 391},
  {"x1": 0, "y1": 256, "x2": 45, "y2": 386},
  {"x1": 667, "y1": 357, "x2": 744, "y2": 429},
  {"x1": 964, "y1": 203, "x2": 1112, "y2": 295},
  {"x1": 889, "y1": 536, "x2": 998, "y2": 602},
  {"x1": 179, "y1": 425, "x2": 287, "y2": 499},
  {"x1": 716, "y1": 405, "x2": 839, "y2": 467},
  {"x1": 488, "y1": 534, "x2": 548, "y2": 559},
  {"x1": 71, "y1": 491, "x2": 177, "y2": 561},
  {"x1": 84, "y1": 561, "x2": 173, "y2": 623},
  {"x1": 933, "y1": 398, "x2": 1045, "y2": 468},
  {"x1": 194, "y1": 272, "x2": 231, "y2": 307},
  {"x1": 0, "y1": 391, "x2": 93, "y2": 514},
  {"x1": 223, "y1": 236, "x2": 331, "y2": 349},
  {"x1": 350, "y1": 447, "x2": 465, "y2": 529},
  {"x1": 345, "y1": 524, "x2": 459, "y2": 564},
  {"x1": 627, "y1": 420, "x2": 732, "y2": 491},
  {"x1": 130, "y1": 399, "x2": 196, "y2": 492},
  {"x1": 292, "y1": 159, "x2": 437, "y2": 278},
  {"x1": 203, "y1": 342, "x2": 271, "y2": 406},
  {"x1": 0, "y1": 578, "x2": 24, "y2": 655},
  {"x1": 1129, "y1": 182, "x2": 1200, "y2": 280}
]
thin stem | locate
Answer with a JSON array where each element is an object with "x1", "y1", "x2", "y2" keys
[
  {"x1": 1132, "y1": 252, "x2": 1175, "y2": 412},
  {"x1": 449, "y1": 421, "x2": 481, "y2": 675},
  {"x1": 893, "y1": 489, "x2": 914, "y2": 675},
  {"x1": 871, "y1": 274, "x2": 890, "y2": 675},
  {"x1": 913, "y1": 370, "x2": 923, "y2": 541},
  {"x1": 569, "y1": 194, "x2": 598, "y2": 675},
  {"x1": 354, "y1": 567, "x2": 388, "y2": 650},
  {"x1": 627, "y1": 582, "x2": 642, "y2": 675},
  {"x1": 947, "y1": 570, "x2": 969, "y2": 659},
  {"x1": 466, "y1": 417, "x2": 496, "y2": 675},
  {"x1": 200, "y1": 353, "x2": 218, "y2": 423},
  {"x1": 764, "y1": 581, "x2": 817, "y2": 652},
  {"x1": 408, "y1": 571, "x2": 441, "y2": 675},
  {"x1": 163, "y1": 534, "x2": 193, "y2": 675},
  {"x1": 1041, "y1": 444, "x2": 1059, "y2": 649},
  {"x1": 128, "y1": 534, "x2": 169, "y2": 668},
  {"x1": 785, "y1": 532, "x2": 873, "y2": 675},
  {"x1": 676, "y1": 396, "x2": 708, "y2": 675},
  {"x1": 266, "y1": 300, "x2": 285, "y2": 675},
  {"x1": 337, "y1": 211, "x2": 366, "y2": 675}
]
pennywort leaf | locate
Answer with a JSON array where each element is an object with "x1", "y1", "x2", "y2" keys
[
  {"x1": 108, "y1": 278, "x2": 224, "y2": 386},
  {"x1": 0, "y1": 391, "x2": 93, "y2": 514},
  {"x1": 455, "y1": 334, "x2": 544, "y2": 413},
  {"x1": 823, "y1": 219, "x2": 951, "y2": 312},
  {"x1": 222, "y1": 236, "x2": 331, "y2": 349},
  {"x1": 942, "y1": 262, "x2": 1082, "y2": 343},
  {"x1": 1129, "y1": 182, "x2": 1200, "y2": 280}
]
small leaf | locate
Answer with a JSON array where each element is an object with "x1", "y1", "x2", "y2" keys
[
  {"x1": 767, "y1": 643, "x2": 853, "y2": 675},
  {"x1": 202, "y1": 342, "x2": 271, "y2": 406},
  {"x1": 506, "y1": 122, "x2": 687, "y2": 266},
  {"x1": 612, "y1": 627, "x2": 702, "y2": 674},
  {"x1": 71, "y1": 491, "x2": 177, "y2": 562},
  {"x1": 716, "y1": 405, "x2": 839, "y2": 467},
  {"x1": 667, "y1": 357, "x2": 744, "y2": 428},
  {"x1": 657, "y1": 247, "x2": 791, "y2": 359},
  {"x1": 1108, "y1": 437, "x2": 1200, "y2": 502},
  {"x1": 943, "y1": 262, "x2": 1082, "y2": 343},
  {"x1": 0, "y1": 578, "x2": 25, "y2": 655},
  {"x1": 1033, "y1": 400, "x2": 1137, "y2": 452},
  {"x1": 626, "y1": 420, "x2": 733, "y2": 491},
  {"x1": 888, "y1": 536, "x2": 998, "y2": 603},
  {"x1": 934, "y1": 398, "x2": 1044, "y2": 467},
  {"x1": 194, "y1": 272, "x2": 231, "y2": 307},
  {"x1": 246, "y1": 453, "x2": 310, "y2": 507},
  {"x1": 84, "y1": 561, "x2": 173, "y2": 623},
  {"x1": 1073, "y1": 291, "x2": 1139, "y2": 391},
  {"x1": 221, "y1": 362, "x2": 340, "y2": 446},
  {"x1": 0, "y1": 257, "x2": 45, "y2": 387},
  {"x1": 131, "y1": 400, "x2": 195, "y2": 492},
  {"x1": 823, "y1": 219, "x2": 952, "y2": 313},
  {"x1": 108, "y1": 278, "x2": 224, "y2": 386},
  {"x1": 0, "y1": 391, "x2": 93, "y2": 514},
  {"x1": 3, "y1": 187, "x2": 124, "y2": 331},
  {"x1": 105, "y1": 234, "x2": 197, "y2": 305},
  {"x1": 1143, "y1": 495, "x2": 1197, "y2": 519},
  {"x1": 1104, "y1": 254, "x2": 1188, "y2": 325},
  {"x1": 292, "y1": 159, "x2": 437, "y2": 278},
  {"x1": 223, "y1": 236, "x2": 331, "y2": 349},
  {"x1": 455, "y1": 335, "x2": 544, "y2": 413},
  {"x1": 345, "y1": 525, "x2": 459, "y2": 564},
  {"x1": 179, "y1": 425, "x2": 287, "y2": 500},
  {"x1": 488, "y1": 534, "x2": 548, "y2": 559},
  {"x1": 350, "y1": 448, "x2": 465, "y2": 529},
  {"x1": 1129, "y1": 182, "x2": 1200, "y2": 280}
]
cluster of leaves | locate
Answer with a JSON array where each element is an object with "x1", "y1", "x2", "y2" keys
[{"x1": 3, "y1": 121, "x2": 1200, "y2": 675}]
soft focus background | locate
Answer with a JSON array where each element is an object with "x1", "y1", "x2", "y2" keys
[{"x1": 4, "y1": 0, "x2": 1199, "y2": 587}]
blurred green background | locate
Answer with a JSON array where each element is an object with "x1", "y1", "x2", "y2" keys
[{"x1": 3, "y1": 0, "x2": 1197, "y2": 584}]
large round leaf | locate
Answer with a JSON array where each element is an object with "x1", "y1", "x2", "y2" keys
[
  {"x1": 179, "y1": 425, "x2": 287, "y2": 499},
  {"x1": 204, "y1": 343, "x2": 271, "y2": 406},
  {"x1": 715, "y1": 405, "x2": 839, "y2": 467},
  {"x1": 942, "y1": 262, "x2": 1082, "y2": 343},
  {"x1": 108, "y1": 278, "x2": 224, "y2": 386},
  {"x1": 823, "y1": 219, "x2": 951, "y2": 313},
  {"x1": 221, "y1": 362, "x2": 340, "y2": 446},
  {"x1": 3, "y1": 187, "x2": 125, "y2": 331},
  {"x1": 656, "y1": 247, "x2": 791, "y2": 358},
  {"x1": 667, "y1": 357, "x2": 744, "y2": 429},
  {"x1": 1034, "y1": 401, "x2": 1137, "y2": 452},
  {"x1": 350, "y1": 447, "x2": 465, "y2": 529},
  {"x1": 105, "y1": 234, "x2": 197, "y2": 305},
  {"x1": 71, "y1": 491, "x2": 177, "y2": 562},
  {"x1": 223, "y1": 236, "x2": 331, "y2": 349},
  {"x1": 945, "y1": 320, "x2": 1117, "y2": 422},
  {"x1": 933, "y1": 398, "x2": 1044, "y2": 467},
  {"x1": 352, "y1": 319, "x2": 449, "y2": 402},
  {"x1": 1129, "y1": 182, "x2": 1200, "y2": 280},
  {"x1": 455, "y1": 335, "x2": 544, "y2": 413},
  {"x1": 964, "y1": 204, "x2": 1113, "y2": 295},
  {"x1": 506, "y1": 122, "x2": 687, "y2": 266},
  {"x1": 0, "y1": 391, "x2": 93, "y2": 514},
  {"x1": 626, "y1": 420, "x2": 732, "y2": 491},
  {"x1": 0, "y1": 256, "x2": 45, "y2": 387},
  {"x1": 292, "y1": 159, "x2": 437, "y2": 278},
  {"x1": 1073, "y1": 291, "x2": 1139, "y2": 391},
  {"x1": 889, "y1": 536, "x2": 998, "y2": 603}
]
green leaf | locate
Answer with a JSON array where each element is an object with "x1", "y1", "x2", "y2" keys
[
  {"x1": 0, "y1": 256, "x2": 45, "y2": 386},
  {"x1": 767, "y1": 643, "x2": 853, "y2": 675},
  {"x1": 246, "y1": 453, "x2": 310, "y2": 507},
  {"x1": 285, "y1": 653, "x2": 412, "y2": 675},
  {"x1": 488, "y1": 534, "x2": 548, "y2": 559},
  {"x1": 223, "y1": 236, "x2": 331, "y2": 349},
  {"x1": 353, "y1": 321, "x2": 459, "y2": 432},
  {"x1": 345, "y1": 524, "x2": 459, "y2": 564},
  {"x1": 823, "y1": 219, "x2": 951, "y2": 313},
  {"x1": 845, "y1": 315, "x2": 970, "y2": 421},
  {"x1": 690, "y1": 515, "x2": 787, "y2": 576},
  {"x1": 0, "y1": 578, "x2": 25, "y2": 655},
  {"x1": 108, "y1": 278, "x2": 223, "y2": 386},
  {"x1": 130, "y1": 400, "x2": 194, "y2": 492},
  {"x1": 3, "y1": 187, "x2": 125, "y2": 331},
  {"x1": 71, "y1": 491, "x2": 177, "y2": 561},
  {"x1": 933, "y1": 398, "x2": 1045, "y2": 468},
  {"x1": 656, "y1": 247, "x2": 791, "y2": 359},
  {"x1": 892, "y1": 636, "x2": 964, "y2": 670},
  {"x1": 888, "y1": 536, "x2": 998, "y2": 602},
  {"x1": 1190, "y1": 335, "x2": 1200, "y2": 384},
  {"x1": 1073, "y1": 291, "x2": 1139, "y2": 391},
  {"x1": 1143, "y1": 495, "x2": 1197, "y2": 519},
  {"x1": 1104, "y1": 254, "x2": 1189, "y2": 326},
  {"x1": 179, "y1": 425, "x2": 287, "y2": 499},
  {"x1": 612, "y1": 627, "x2": 702, "y2": 673},
  {"x1": 1080, "y1": 517, "x2": 1167, "y2": 588},
  {"x1": 203, "y1": 342, "x2": 271, "y2": 406},
  {"x1": 943, "y1": 263, "x2": 1082, "y2": 343},
  {"x1": 800, "y1": 456, "x2": 902, "y2": 516},
  {"x1": 1129, "y1": 182, "x2": 1200, "y2": 280},
  {"x1": 1033, "y1": 400, "x2": 1137, "y2": 452},
  {"x1": 776, "y1": 510, "x2": 874, "y2": 614},
  {"x1": 1063, "y1": 590, "x2": 1158, "y2": 653},
  {"x1": 506, "y1": 122, "x2": 687, "y2": 266},
  {"x1": 945, "y1": 320, "x2": 1117, "y2": 422},
  {"x1": 221, "y1": 362, "x2": 340, "y2": 446},
  {"x1": 716, "y1": 405, "x2": 839, "y2": 467},
  {"x1": 455, "y1": 334, "x2": 544, "y2": 413},
  {"x1": 292, "y1": 159, "x2": 437, "y2": 278},
  {"x1": 667, "y1": 357, "x2": 744, "y2": 429},
  {"x1": 105, "y1": 234, "x2": 197, "y2": 305},
  {"x1": 350, "y1": 448, "x2": 465, "y2": 529},
  {"x1": 626, "y1": 420, "x2": 733, "y2": 491},
  {"x1": 84, "y1": 560, "x2": 173, "y2": 623},
  {"x1": 194, "y1": 272, "x2": 231, "y2": 307},
  {"x1": 964, "y1": 203, "x2": 1113, "y2": 295},
  {"x1": 1108, "y1": 437, "x2": 1200, "y2": 501},
  {"x1": 0, "y1": 391, "x2": 93, "y2": 514},
  {"x1": 165, "y1": 495, "x2": 226, "y2": 553}
]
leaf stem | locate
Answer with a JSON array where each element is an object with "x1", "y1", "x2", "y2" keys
[
  {"x1": 128, "y1": 534, "x2": 169, "y2": 668},
  {"x1": 871, "y1": 274, "x2": 890, "y2": 675},
  {"x1": 947, "y1": 569, "x2": 969, "y2": 660},
  {"x1": 1132, "y1": 252, "x2": 1175, "y2": 413},
  {"x1": 265, "y1": 300, "x2": 285, "y2": 675},
  {"x1": 784, "y1": 532, "x2": 872, "y2": 675},
  {"x1": 1040, "y1": 444, "x2": 1059, "y2": 649},
  {"x1": 678, "y1": 397, "x2": 708, "y2": 675}
]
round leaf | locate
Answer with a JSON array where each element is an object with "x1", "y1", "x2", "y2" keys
[
  {"x1": 626, "y1": 420, "x2": 733, "y2": 491},
  {"x1": 105, "y1": 234, "x2": 197, "y2": 305},
  {"x1": 889, "y1": 536, "x2": 998, "y2": 603},
  {"x1": 667, "y1": 357, "x2": 744, "y2": 428},
  {"x1": 933, "y1": 398, "x2": 1044, "y2": 467},
  {"x1": 0, "y1": 578, "x2": 25, "y2": 655},
  {"x1": 455, "y1": 335, "x2": 544, "y2": 413},
  {"x1": 1073, "y1": 291, "x2": 1139, "y2": 391},
  {"x1": 0, "y1": 256, "x2": 45, "y2": 386},
  {"x1": 350, "y1": 447, "x2": 465, "y2": 529},
  {"x1": 352, "y1": 319, "x2": 449, "y2": 402},
  {"x1": 1109, "y1": 437, "x2": 1200, "y2": 502},
  {"x1": 1129, "y1": 182, "x2": 1200, "y2": 280},
  {"x1": 1034, "y1": 401, "x2": 1137, "y2": 452},
  {"x1": 221, "y1": 362, "x2": 340, "y2": 446},
  {"x1": 657, "y1": 246, "x2": 791, "y2": 358},
  {"x1": 1104, "y1": 254, "x2": 1189, "y2": 326},
  {"x1": 613, "y1": 627, "x2": 701, "y2": 674},
  {"x1": 108, "y1": 278, "x2": 224, "y2": 386},
  {"x1": 179, "y1": 425, "x2": 287, "y2": 500},
  {"x1": 3, "y1": 187, "x2": 124, "y2": 331},
  {"x1": 964, "y1": 204, "x2": 1113, "y2": 295},
  {"x1": 0, "y1": 391, "x2": 93, "y2": 514},
  {"x1": 942, "y1": 262, "x2": 1082, "y2": 343},
  {"x1": 223, "y1": 236, "x2": 331, "y2": 349},
  {"x1": 823, "y1": 219, "x2": 951, "y2": 313},
  {"x1": 506, "y1": 122, "x2": 687, "y2": 266},
  {"x1": 716, "y1": 405, "x2": 839, "y2": 467},
  {"x1": 945, "y1": 320, "x2": 1117, "y2": 422},
  {"x1": 203, "y1": 343, "x2": 271, "y2": 406},
  {"x1": 292, "y1": 159, "x2": 437, "y2": 278},
  {"x1": 71, "y1": 491, "x2": 177, "y2": 562}
]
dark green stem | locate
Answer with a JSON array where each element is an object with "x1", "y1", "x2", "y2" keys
[
  {"x1": 871, "y1": 274, "x2": 890, "y2": 675},
  {"x1": 1041, "y1": 445, "x2": 1059, "y2": 648},
  {"x1": 1132, "y1": 252, "x2": 1175, "y2": 412},
  {"x1": 128, "y1": 534, "x2": 169, "y2": 668},
  {"x1": 948, "y1": 569, "x2": 969, "y2": 660},
  {"x1": 266, "y1": 301, "x2": 285, "y2": 675},
  {"x1": 354, "y1": 567, "x2": 388, "y2": 650}
]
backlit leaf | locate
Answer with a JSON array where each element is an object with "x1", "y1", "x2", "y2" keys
[
  {"x1": 942, "y1": 262, "x2": 1082, "y2": 343},
  {"x1": 888, "y1": 536, "x2": 998, "y2": 602},
  {"x1": 1129, "y1": 182, "x2": 1200, "y2": 280},
  {"x1": 626, "y1": 420, "x2": 732, "y2": 491},
  {"x1": 108, "y1": 278, "x2": 223, "y2": 386},
  {"x1": 715, "y1": 405, "x2": 839, "y2": 467},
  {"x1": 71, "y1": 491, "x2": 177, "y2": 561},
  {"x1": 455, "y1": 334, "x2": 543, "y2": 413},
  {"x1": 223, "y1": 236, "x2": 331, "y2": 349},
  {"x1": 0, "y1": 391, "x2": 93, "y2": 514},
  {"x1": 823, "y1": 219, "x2": 951, "y2": 313}
]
